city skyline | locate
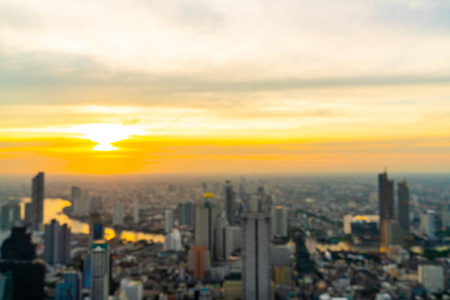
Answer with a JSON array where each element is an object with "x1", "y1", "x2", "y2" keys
[{"x1": 1, "y1": 0, "x2": 450, "y2": 175}]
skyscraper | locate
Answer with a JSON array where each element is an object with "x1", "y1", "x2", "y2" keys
[
  {"x1": 194, "y1": 193, "x2": 219, "y2": 253},
  {"x1": 113, "y1": 201, "x2": 124, "y2": 226},
  {"x1": 0, "y1": 227, "x2": 46, "y2": 300},
  {"x1": 44, "y1": 220, "x2": 71, "y2": 265},
  {"x1": 55, "y1": 271, "x2": 82, "y2": 300},
  {"x1": 1, "y1": 203, "x2": 21, "y2": 231},
  {"x1": 187, "y1": 246, "x2": 210, "y2": 280},
  {"x1": 225, "y1": 181, "x2": 236, "y2": 226},
  {"x1": 31, "y1": 172, "x2": 44, "y2": 231},
  {"x1": 380, "y1": 219, "x2": 403, "y2": 252},
  {"x1": 242, "y1": 213, "x2": 271, "y2": 300},
  {"x1": 378, "y1": 171, "x2": 394, "y2": 222},
  {"x1": 1, "y1": 206, "x2": 10, "y2": 230},
  {"x1": 398, "y1": 180, "x2": 409, "y2": 234},
  {"x1": 71, "y1": 186, "x2": 81, "y2": 205},
  {"x1": 133, "y1": 196, "x2": 139, "y2": 224},
  {"x1": 178, "y1": 202, "x2": 194, "y2": 226},
  {"x1": 24, "y1": 203, "x2": 32, "y2": 224},
  {"x1": 165, "y1": 209, "x2": 173, "y2": 234},
  {"x1": 214, "y1": 214, "x2": 229, "y2": 261},
  {"x1": 90, "y1": 241, "x2": 110, "y2": 300},
  {"x1": 272, "y1": 206, "x2": 288, "y2": 237},
  {"x1": 0, "y1": 271, "x2": 13, "y2": 300},
  {"x1": 421, "y1": 210, "x2": 436, "y2": 239},
  {"x1": 89, "y1": 212, "x2": 105, "y2": 245},
  {"x1": 120, "y1": 279, "x2": 143, "y2": 300}
]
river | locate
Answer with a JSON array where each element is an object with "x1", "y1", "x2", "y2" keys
[{"x1": 19, "y1": 198, "x2": 165, "y2": 243}]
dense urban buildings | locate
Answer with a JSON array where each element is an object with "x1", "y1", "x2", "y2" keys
[{"x1": 0, "y1": 172, "x2": 449, "y2": 299}]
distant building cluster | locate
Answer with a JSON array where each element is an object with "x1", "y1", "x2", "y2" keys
[{"x1": 0, "y1": 171, "x2": 449, "y2": 299}]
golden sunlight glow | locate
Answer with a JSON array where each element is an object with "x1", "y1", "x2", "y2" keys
[{"x1": 76, "y1": 123, "x2": 143, "y2": 151}]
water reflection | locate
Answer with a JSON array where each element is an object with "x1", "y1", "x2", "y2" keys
[{"x1": 20, "y1": 198, "x2": 164, "y2": 243}]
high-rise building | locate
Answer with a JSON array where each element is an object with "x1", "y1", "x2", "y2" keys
[
  {"x1": 421, "y1": 210, "x2": 436, "y2": 239},
  {"x1": 31, "y1": 172, "x2": 44, "y2": 231},
  {"x1": 294, "y1": 232, "x2": 316, "y2": 275},
  {"x1": 165, "y1": 209, "x2": 173, "y2": 234},
  {"x1": 215, "y1": 214, "x2": 229, "y2": 261},
  {"x1": 71, "y1": 186, "x2": 82, "y2": 205},
  {"x1": 0, "y1": 227, "x2": 46, "y2": 300},
  {"x1": 44, "y1": 219, "x2": 71, "y2": 265},
  {"x1": 225, "y1": 181, "x2": 236, "y2": 226},
  {"x1": 1, "y1": 206, "x2": 10, "y2": 230},
  {"x1": 90, "y1": 196, "x2": 103, "y2": 212},
  {"x1": 0, "y1": 271, "x2": 13, "y2": 300},
  {"x1": 272, "y1": 206, "x2": 288, "y2": 237},
  {"x1": 398, "y1": 180, "x2": 409, "y2": 234},
  {"x1": 24, "y1": 202, "x2": 32, "y2": 224},
  {"x1": 90, "y1": 241, "x2": 110, "y2": 300},
  {"x1": 1, "y1": 203, "x2": 21, "y2": 231},
  {"x1": 113, "y1": 201, "x2": 124, "y2": 226},
  {"x1": 120, "y1": 279, "x2": 143, "y2": 300},
  {"x1": 164, "y1": 229, "x2": 182, "y2": 251},
  {"x1": 89, "y1": 212, "x2": 105, "y2": 245},
  {"x1": 187, "y1": 246, "x2": 210, "y2": 280},
  {"x1": 418, "y1": 265, "x2": 444, "y2": 294},
  {"x1": 55, "y1": 270, "x2": 82, "y2": 300},
  {"x1": 242, "y1": 213, "x2": 271, "y2": 300},
  {"x1": 73, "y1": 189, "x2": 90, "y2": 215},
  {"x1": 194, "y1": 193, "x2": 219, "y2": 253},
  {"x1": 378, "y1": 171, "x2": 394, "y2": 222},
  {"x1": 380, "y1": 219, "x2": 403, "y2": 252},
  {"x1": 257, "y1": 186, "x2": 265, "y2": 212},
  {"x1": 133, "y1": 196, "x2": 139, "y2": 224},
  {"x1": 178, "y1": 202, "x2": 194, "y2": 226}
]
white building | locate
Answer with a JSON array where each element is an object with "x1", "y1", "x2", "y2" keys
[
  {"x1": 120, "y1": 278, "x2": 143, "y2": 300},
  {"x1": 113, "y1": 201, "x2": 124, "y2": 226},
  {"x1": 165, "y1": 209, "x2": 173, "y2": 234},
  {"x1": 272, "y1": 206, "x2": 288, "y2": 237},
  {"x1": 242, "y1": 213, "x2": 271, "y2": 300},
  {"x1": 91, "y1": 241, "x2": 110, "y2": 300},
  {"x1": 164, "y1": 229, "x2": 182, "y2": 251},
  {"x1": 421, "y1": 210, "x2": 436, "y2": 239},
  {"x1": 418, "y1": 265, "x2": 444, "y2": 294}
]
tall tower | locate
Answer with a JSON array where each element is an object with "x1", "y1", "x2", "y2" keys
[
  {"x1": 133, "y1": 196, "x2": 139, "y2": 224},
  {"x1": 55, "y1": 270, "x2": 82, "y2": 300},
  {"x1": 378, "y1": 171, "x2": 394, "y2": 222},
  {"x1": 89, "y1": 212, "x2": 105, "y2": 245},
  {"x1": 90, "y1": 241, "x2": 110, "y2": 300},
  {"x1": 242, "y1": 213, "x2": 271, "y2": 300},
  {"x1": 0, "y1": 227, "x2": 46, "y2": 300},
  {"x1": 178, "y1": 202, "x2": 194, "y2": 226},
  {"x1": 31, "y1": 172, "x2": 44, "y2": 231},
  {"x1": 398, "y1": 180, "x2": 409, "y2": 234},
  {"x1": 44, "y1": 219, "x2": 71, "y2": 265},
  {"x1": 215, "y1": 214, "x2": 229, "y2": 261},
  {"x1": 272, "y1": 206, "x2": 288, "y2": 237},
  {"x1": 225, "y1": 181, "x2": 235, "y2": 226},
  {"x1": 194, "y1": 193, "x2": 219, "y2": 253},
  {"x1": 71, "y1": 186, "x2": 81, "y2": 205},
  {"x1": 165, "y1": 209, "x2": 173, "y2": 234},
  {"x1": 113, "y1": 201, "x2": 124, "y2": 226}
]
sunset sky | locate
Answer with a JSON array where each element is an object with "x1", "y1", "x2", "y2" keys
[{"x1": 1, "y1": 0, "x2": 450, "y2": 174}]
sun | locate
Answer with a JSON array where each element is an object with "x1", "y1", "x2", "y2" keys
[{"x1": 76, "y1": 123, "x2": 142, "y2": 151}]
